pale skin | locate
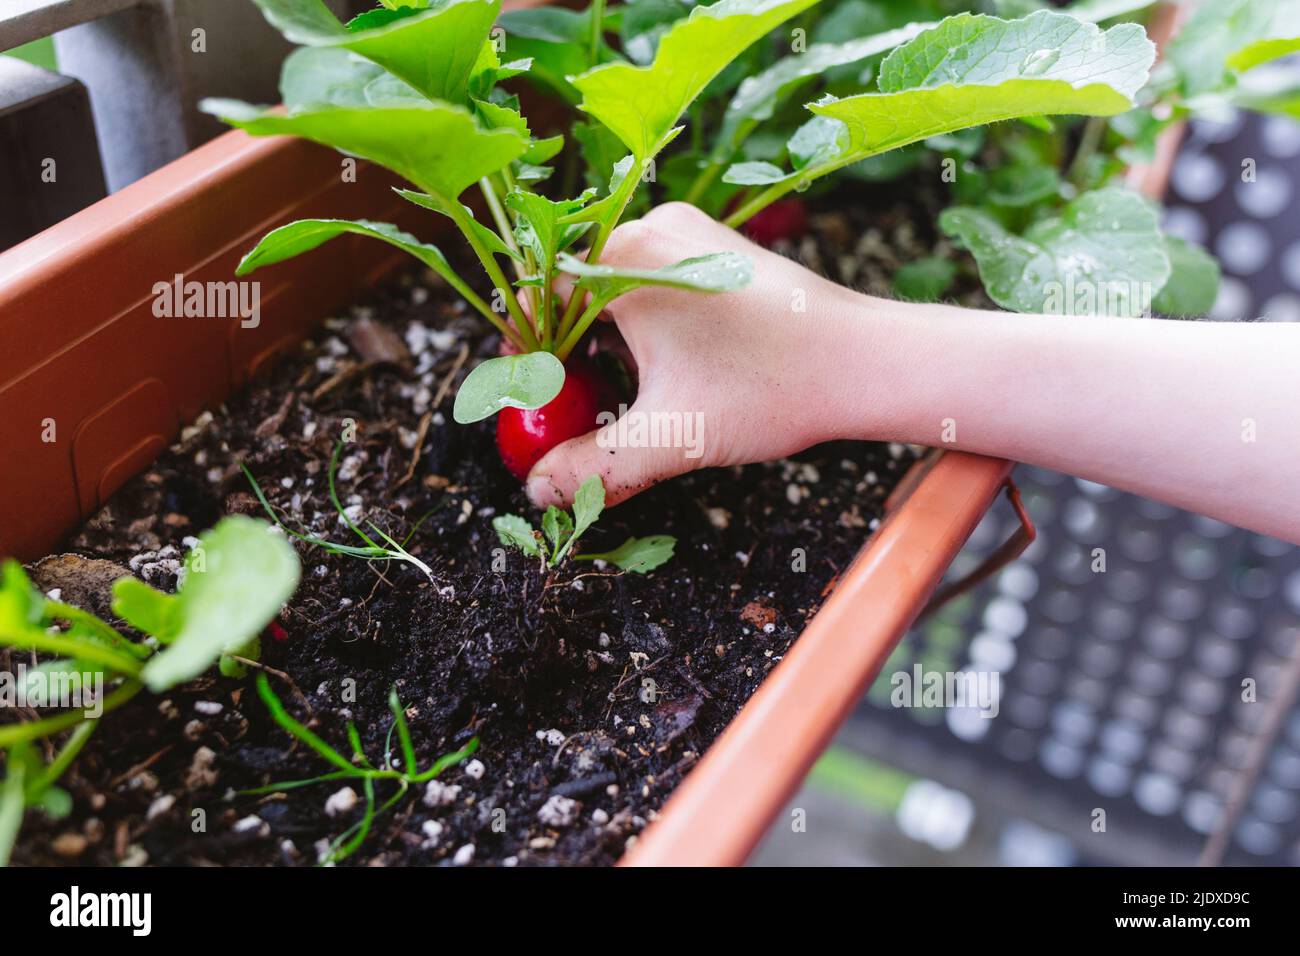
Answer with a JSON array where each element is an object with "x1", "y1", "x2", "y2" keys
[{"x1": 527, "y1": 203, "x2": 1300, "y2": 545}]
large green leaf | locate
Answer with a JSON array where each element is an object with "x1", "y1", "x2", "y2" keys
[
  {"x1": 141, "y1": 517, "x2": 301, "y2": 692},
  {"x1": 728, "y1": 11, "x2": 1153, "y2": 201},
  {"x1": 1153, "y1": 237, "x2": 1220, "y2": 318},
  {"x1": 499, "y1": 6, "x2": 596, "y2": 102},
  {"x1": 1170, "y1": 0, "x2": 1300, "y2": 95},
  {"x1": 202, "y1": 98, "x2": 528, "y2": 200},
  {"x1": 711, "y1": 22, "x2": 931, "y2": 163},
  {"x1": 556, "y1": 251, "x2": 754, "y2": 304},
  {"x1": 234, "y1": 218, "x2": 457, "y2": 281},
  {"x1": 939, "y1": 187, "x2": 1171, "y2": 317},
  {"x1": 251, "y1": 0, "x2": 500, "y2": 102},
  {"x1": 571, "y1": 0, "x2": 822, "y2": 158},
  {"x1": 453, "y1": 352, "x2": 567, "y2": 424}
]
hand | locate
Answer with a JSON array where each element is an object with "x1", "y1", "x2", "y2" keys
[{"x1": 526, "y1": 203, "x2": 869, "y2": 508}]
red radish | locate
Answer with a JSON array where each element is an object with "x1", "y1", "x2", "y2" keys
[
  {"x1": 741, "y1": 198, "x2": 808, "y2": 247},
  {"x1": 496, "y1": 358, "x2": 615, "y2": 480},
  {"x1": 267, "y1": 620, "x2": 288, "y2": 643}
]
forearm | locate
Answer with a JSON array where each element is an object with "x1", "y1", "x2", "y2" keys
[{"x1": 834, "y1": 297, "x2": 1300, "y2": 543}]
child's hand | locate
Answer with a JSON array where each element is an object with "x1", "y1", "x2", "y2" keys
[{"x1": 526, "y1": 203, "x2": 868, "y2": 508}]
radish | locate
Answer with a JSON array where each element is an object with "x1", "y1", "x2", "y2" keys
[
  {"x1": 495, "y1": 358, "x2": 616, "y2": 481},
  {"x1": 741, "y1": 198, "x2": 808, "y2": 247}
]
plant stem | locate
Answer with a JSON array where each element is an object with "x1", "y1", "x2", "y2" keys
[
  {"x1": 588, "y1": 0, "x2": 605, "y2": 67},
  {"x1": 1067, "y1": 116, "x2": 1106, "y2": 186},
  {"x1": 44, "y1": 603, "x2": 149, "y2": 659},
  {"x1": 0, "y1": 629, "x2": 143, "y2": 677},
  {"x1": 684, "y1": 159, "x2": 723, "y2": 207},
  {"x1": 31, "y1": 720, "x2": 97, "y2": 795},
  {"x1": 0, "y1": 681, "x2": 142, "y2": 748},
  {"x1": 555, "y1": 164, "x2": 641, "y2": 343},
  {"x1": 556, "y1": 297, "x2": 608, "y2": 361},
  {"x1": 447, "y1": 202, "x2": 539, "y2": 351}
]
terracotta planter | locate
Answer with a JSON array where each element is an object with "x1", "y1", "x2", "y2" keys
[{"x1": 0, "y1": 3, "x2": 1182, "y2": 867}]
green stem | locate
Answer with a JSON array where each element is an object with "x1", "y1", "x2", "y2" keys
[
  {"x1": 44, "y1": 603, "x2": 149, "y2": 659},
  {"x1": 1067, "y1": 116, "x2": 1106, "y2": 186},
  {"x1": 447, "y1": 202, "x2": 539, "y2": 351},
  {"x1": 684, "y1": 159, "x2": 723, "y2": 207},
  {"x1": 589, "y1": 0, "x2": 605, "y2": 67},
  {"x1": 555, "y1": 163, "x2": 641, "y2": 343},
  {"x1": 556, "y1": 296, "x2": 609, "y2": 362},
  {"x1": 0, "y1": 681, "x2": 143, "y2": 748},
  {"x1": 0, "y1": 629, "x2": 142, "y2": 677},
  {"x1": 30, "y1": 720, "x2": 97, "y2": 796}
]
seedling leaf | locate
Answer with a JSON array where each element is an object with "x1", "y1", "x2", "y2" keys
[
  {"x1": 580, "y1": 535, "x2": 677, "y2": 573},
  {"x1": 141, "y1": 517, "x2": 301, "y2": 692},
  {"x1": 493, "y1": 515, "x2": 543, "y2": 558},
  {"x1": 111, "y1": 577, "x2": 182, "y2": 644},
  {"x1": 541, "y1": 507, "x2": 574, "y2": 552},
  {"x1": 453, "y1": 353, "x2": 566, "y2": 424}
]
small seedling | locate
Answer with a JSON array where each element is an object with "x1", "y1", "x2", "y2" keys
[
  {"x1": 247, "y1": 674, "x2": 477, "y2": 865},
  {"x1": 242, "y1": 439, "x2": 439, "y2": 584},
  {"x1": 0, "y1": 516, "x2": 300, "y2": 864},
  {"x1": 492, "y1": 474, "x2": 676, "y2": 573}
]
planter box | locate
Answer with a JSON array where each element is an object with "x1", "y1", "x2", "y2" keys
[{"x1": 0, "y1": 4, "x2": 1181, "y2": 866}]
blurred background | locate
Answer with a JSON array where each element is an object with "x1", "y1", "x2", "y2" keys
[{"x1": 757, "y1": 103, "x2": 1300, "y2": 866}]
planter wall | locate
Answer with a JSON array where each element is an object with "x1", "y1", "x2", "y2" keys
[{"x1": 0, "y1": 2, "x2": 1181, "y2": 866}]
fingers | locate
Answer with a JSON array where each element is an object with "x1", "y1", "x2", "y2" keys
[{"x1": 524, "y1": 398, "x2": 696, "y2": 508}]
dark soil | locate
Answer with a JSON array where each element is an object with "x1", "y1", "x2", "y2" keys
[{"x1": 7, "y1": 183, "x2": 976, "y2": 867}]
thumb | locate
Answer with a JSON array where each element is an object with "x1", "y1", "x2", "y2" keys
[{"x1": 525, "y1": 400, "x2": 696, "y2": 508}]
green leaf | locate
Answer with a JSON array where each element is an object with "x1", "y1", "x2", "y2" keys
[
  {"x1": 712, "y1": 23, "x2": 930, "y2": 163},
  {"x1": 506, "y1": 190, "x2": 594, "y2": 268},
  {"x1": 235, "y1": 218, "x2": 454, "y2": 280},
  {"x1": 571, "y1": 0, "x2": 821, "y2": 158},
  {"x1": 583, "y1": 535, "x2": 677, "y2": 573},
  {"x1": 279, "y1": 46, "x2": 384, "y2": 111},
  {"x1": 939, "y1": 187, "x2": 1171, "y2": 317},
  {"x1": 141, "y1": 517, "x2": 301, "y2": 692},
  {"x1": 1169, "y1": 0, "x2": 1300, "y2": 96},
  {"x1": 735, "y1": 11, "x2": 1153, "y2": 199},
  {"x1": 556, "y1": 251, "x2": 753, "y2": 304},
  {"x1": 453, "y1": 352, "x2": 566, "y2": 424},
  {"x1": 1153, "y1": 237, "x2": 1220, "y2": 318},
  {"x1": 541, "y1": 507, "x2": 574, "y2": 552},
  {"x1": 394, "y1": 191, "x2": 522, "y2": 263},
  {"x1": 202, "y1": 98, "x2": 528, "y2": 202},
  {"x1": 559, "y1": 155, "x2": 638, "y2": 225},
  {"x1": 111, "y1": 577, "x2": 182, "y2": 643},
  {"x1": 492, "y1": 515, "x2": 542, "y2": 557},
  {"x1": 986, "y1": 162, "x2": 1060, "y2": 207},
  {"x1": 569, "y1": 474, "x2": 606, "y2": 544},
  {"x1": 250, "y1": 0, "x2": 501, "y2": 102},
  {"x1": 893, "y1": 257, "x2": 956, "y2": 302},
  {"x1": 499, "y1": 6, "x2": 594, "y2": 102},
  {"x1": 0, "y1": 561, "x2": 44, "y2": 635}
]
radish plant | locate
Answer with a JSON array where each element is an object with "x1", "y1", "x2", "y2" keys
[
  {"x1": 0, "y1": 516, "x2": 301, "y2": 864},
  {"x1": 208, "y1": 0, "x2": 1178, "y2": 473},
  {"x1": 493, "y1": 474, "x2": 677, "y2": 572}
]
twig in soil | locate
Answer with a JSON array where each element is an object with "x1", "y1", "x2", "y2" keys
[
  {"x1": 107, "y1": 745, "x2": 175, "y2": 791},
  {"x1": 394, "y1": 411, "x2": 433, "y2": 490},
  {"x1": 431, "y1": 343, "x2": 470, "y2": 410}
]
